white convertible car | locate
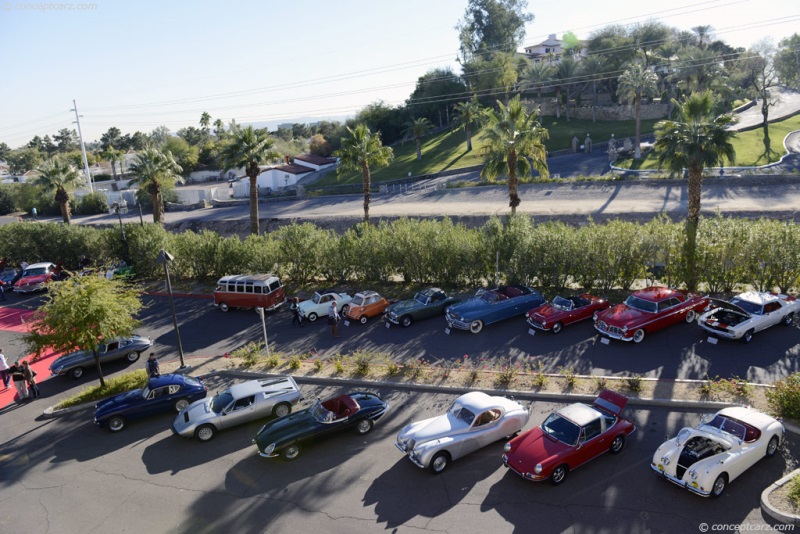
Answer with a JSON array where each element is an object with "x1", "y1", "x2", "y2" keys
[
  {"x1": 651, "y1": 406, "x2": 784, "y2": 497},
  {"x1": 395, "y1": 391, "x2": 530, "y2": 473},
  {"x1": 698, "y1": 291, "x2": 798, "y2": 343}
]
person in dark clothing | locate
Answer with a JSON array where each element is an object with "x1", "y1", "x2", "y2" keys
[
  {"x1": 21, "y1": 360, "x2": 39, "y2": 399},
  {"x1": 290, "y1": 297, "x2": 303, "y2": 327},
  {"x1": 146, "y1": 352, "x2": 160, "y2": 378},
  {"x1": 328, "y1": 301, "x2": 341, "y2": 338},
  {"x1": 9, "y1": 362, "x2": 29, "y2": 400}
]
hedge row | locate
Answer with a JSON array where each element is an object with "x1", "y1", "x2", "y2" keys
[{"x1": 0, "y1": 214, "x2": 798, "y2": 293}]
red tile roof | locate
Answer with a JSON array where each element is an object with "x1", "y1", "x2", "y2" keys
[
  {"x1": 272, "y1": 163, "x2": 313, "y2": 175},
  {"x1": 294, "y1": 154, "x2": 336, "y2": 166}
]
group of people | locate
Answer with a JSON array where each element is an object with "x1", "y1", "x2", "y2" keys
[
  {"x1": 288, "y1": 297, "x2": 343, "y2": 337},
  {"x1": 0, "y1": 349, "x2": 40, "y2": 401}
]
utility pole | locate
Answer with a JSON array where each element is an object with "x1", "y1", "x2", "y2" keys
[{"x1": 71, "y1": 99, "x2": 93, "y2": 193}]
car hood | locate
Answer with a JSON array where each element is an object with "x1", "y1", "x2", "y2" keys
[
  {"x1": 183, "y1": 399, "x2": 213, "y2": 422},
  {"x1": 16, "y1": 274, "x2": 48, "y2": 286},
  {"x1": 386, "y1": 299, "x2": 424, "y2": 315},
  {"x1": 447, "y1": 296, "x2": 489, "y2": 316},
  {"x1": 705, "y1": 298, "x2": 751, "y2": 318},
  {"x1": 298, "y1": 300, "x2": 319, "y2": 313},
  {"x1": 95, "y1": 389, "x2": 143, "y2": 413},
  {"x1": 402, "y1": 413, "x2": 464, "y2": 444},
  {"x1": 597, "y1": 303, "x2": 650, "y2": 326},
  {"x1": 255, "y1": 409, "x2": 316, "y2": 447},
  {"x1": 528, "y1": 304, "x2": 565, "y2": 321},
  {"x1": 50, "y1": 350, "x2": 91, "y2": 370},
  {"x1": 508, "y1": 427, "x2": 571, "y2": 465}
]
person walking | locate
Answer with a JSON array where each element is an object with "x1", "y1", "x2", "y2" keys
[
  {"x1": 146, "y1": 352, "x2": 160, "y2": 378},
  {"x1": 328, "y1": 300, "x2": 341, "y2": 338},
  {"x1": 290, "y1": 297, "x2": 303, "y2": 327},
  {"x1": 0, "y1": 349, "x2": 10, "y2": 389},
  {"x1": 21, "y1": 360, "x2": 39, "y2": 399},
  {"x1": 9, "y1": 361, "x2": 29, "y2": 401}
]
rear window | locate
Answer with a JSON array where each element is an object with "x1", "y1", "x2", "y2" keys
[
  {"x1": 183, "y1": 376, "x2": 200, "y2": 387},
  {"x1": 268, "y1": 280, "x2": 281, "y2": 292}
]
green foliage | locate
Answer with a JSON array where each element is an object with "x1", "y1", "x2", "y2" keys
[
  {"x1": 313, "y1": 358, "x2": 324, "y2": 371},
  {"x1": 494, "y1": 356, "x2": 520, "y2": 387},
  {"x1": 0, "y1": 187, "x2": 15, "y2": 214},
  {"x1": 767, "y1": 373, "x2": 800, "y2": 420},
  {"x1": 626, "y1": 374, "x2": 644, "y2": 393},
  {"x1": 789, "y1": 475, "x2": 800, "y2": 507},
  {"x1": 55, "y1": 369, "x2": 148, "y2": 409},
  {"x1": 592, "y1": 375, "x2": 608, "y2": 392},
  {"x1": 230, "y1": 341, "x2": 264, "y2": 368},
  {"x1": 559, "y1": 366, "x2": 577, "y2": 389},
  {"x1": 288, "y1": 354, "x2": 302, "y2": 370},
  {"x1": 386, "y1": 361, "x2": 400, "y2": 377},
  {"x1": 352, "y1": 351, "x2": 371, "y2": 376},
  {"x1": 701, "y1": 374, "x2": 753, "y2": 400},
  {"x1": 76, "y1": 191, "x2": 110, "y2": 215}
]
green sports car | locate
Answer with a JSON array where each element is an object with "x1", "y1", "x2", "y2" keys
[{"x1": 384, "y1": 287, "x2": 460, "y2": 328}]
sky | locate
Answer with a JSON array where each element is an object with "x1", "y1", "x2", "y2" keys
[{"x1": 1, "y1": 0, "x2": 799, "y2": 148}]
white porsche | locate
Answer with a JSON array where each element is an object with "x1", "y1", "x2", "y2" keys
[
  {"x1": 651, "y1": 406, "x2": 784, "y2": 498},
  {"x1": 698, "y1": 291, "x2": 798, "y2": 343},
  {"x1": 395, "y1": 391, "x2": 530, "y2": 474}
]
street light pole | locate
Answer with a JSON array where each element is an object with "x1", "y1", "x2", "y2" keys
[
  {"x1": 256, "y1": 307, "x2": 271, "y2": 358},
  {"x1": 155, "y1": 249, "x2": 186, "y2": 369},
  {"x1": 71, "y1": 99, "x2": 93, "y2": 193}
]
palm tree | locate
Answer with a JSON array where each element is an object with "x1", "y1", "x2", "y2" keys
[
  {"x1": 102, "y1": 145, "x2": 123, "y2": 180},
  {"x1": 692, "y1": 25, "x2": 713, "y2": 49},
  {"x1": 453, "y1": 99, "x2": 483, "y2": 152},
  {"x1": 617, "y1": 63, "x2": 659, "y2": 158},
  {"x1": 37, "y1": 158, "x2": 83, "y2": 224},
  {"x1": 219, "y1": 126, "x2": 280, "y2": 235},
  {"x1": 480, "y1": 96, "x2": 550, "y2": 214},
  {"x1": 525, "y1": 62, "x2": 555, "y2": 104},
  {"x1": 404, "y1": 117, "x2": 433, "y2": 160},
  {"x1": 128, "y1": 146, "x2": 184, "y2": 224},
  {"x1": 334, "y1": 124, "x2": 393, "y2": 225},
  {"x1": 655, "y1": 91, "x2": 737, "y2": 289},
  {"x1": 579, "y1": 56, "x2": 608, "y2": 123},
  {"x1": 200, "y1": 112, "x2": 211, "y2": 139},
  {"x1": 213, "y1": 118, "x2": 225, "y2": 139},
  {"x1": 554, "y1": 57, "x2": 579, "y2": 121}
]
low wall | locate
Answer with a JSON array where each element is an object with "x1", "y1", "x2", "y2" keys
[{"x1": 525, "y1": 100, "x2": 669, "y2": 121}]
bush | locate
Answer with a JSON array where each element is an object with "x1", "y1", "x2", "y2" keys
[
  {"x1": 626, "y1": 374, "x2": 643, "y2": 393},
  {"x1": 56, "y1": 369, "x2": 148, "y2": 408},
  {"x1": 0, "y1": 187, "x2": 16, "y2": 214},
  {"x1": 767, "y1": 373, "x2": 800, "y2": 420},
  {"x1": 789, "y1": 475, "x2": 800, "y2": 507},
  {"x1": 76, "y1": 191, "x2": 110, "y2": 215}
]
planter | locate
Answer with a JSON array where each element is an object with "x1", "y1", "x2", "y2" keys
[{"x1": 761, "y1": 468, "x2": 800, "y2": 525}]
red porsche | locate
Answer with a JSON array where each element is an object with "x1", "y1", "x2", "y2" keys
[
  {"x1": 526, "y1": 293, "x2": 610, "y2": 334},
  {"x1": 502, "y1": 390, "x2": 635, "y2": 485}
]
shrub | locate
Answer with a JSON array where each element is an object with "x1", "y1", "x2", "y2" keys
[
  {"x1": 313, "y1": 359, "x2": 324, "y2": 371},
  {"x1": 288, "y1": 354, "x2": 302, "y2": 370},
  {"x1": 789, "y1": 475, "x2": 800, "y2": 507},
  {"x1": 494, "y1": 357, "x2": 519, "y2": 387},
  {"x1": 559, "y1": 366, "x2": 577, "y2": 389},
  {"x1": 353, "y1": 351, "x2": 371, "y2": 376},
  {"x1": 0, "y1": 187, "x2": 16, "y2": 214},
  {"x1": 56, "y1": 369, "x2": 148, "y2": 409},
  {"x1": 626, "y1": 374, "x2": 643, "y2": 393},
  {"x1": 592, "y1": 375, "x2": 608, "y2": 392},
  {"x1": 76, "y1": 191, "x2": 109, "y2": 215},
  {"x1": 386, "y1": 361, "x2": 400, "y2": 377},
  {"x1": 767, "y1": 373, "x2": 800, "y2": 419},
  {"x1": 230, "y1": 341, "x2": 264, "y2": 368},
  {"x1": 332, "y1": 354, "x2": 346, "y2": 374},
  {"x1": 531, "y1": 359, "x2": 548, "y2": 388},
  {"x1": 264, "y1": 353, "x2": 280, "y2": 368}
]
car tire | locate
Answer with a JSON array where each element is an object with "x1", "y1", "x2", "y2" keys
[
  {"x1": 195, "y1": 424, "x2": 216, "y2": 442},
  {"x1": 469, "y1": 320, "x2": 484, "y2": 334},
  {"x1": 766, "y1": 435, "x2": 780, "y2": 458},
  {"x1": 685, "y1": 310, "x2": 697, "y2": 323},
  {"x1": 551, "y1": 322, "x2": 563, "y2": 334},
  {"x1": 108, "y1": 416, "x2": 126, "y2": 432},
  {"x1": 550, "y1": 464, "x2": 568, "y2": 485},
  {"x1": 218, "y1": 302, "x2": 229, "y2": 313},
  {"x1": 711, "y1": 473, "x2": 727, "y2": 498},
  {"x1": 359, "y1": 315, "x2": 368, "y2": 325},
  {"x1": 610, "y1": 435, "x2": 625, "y2": 454},
  {"x1": 174, "y1": 398, "x2": 190, "y2": 412},
  {"x1": 355, "y1": 419, "x2": 374, "y2": 435},
  {"x1": 784, "y1": 312, "x2": 795, "y2": 327},
  {"x1": 273, "y1": 402, "x2": 291, "y2": 418},
  {"x1": 742, "y1": 329, "x2": 754, "y2": 344},
  {"x1": 400, "y1": 315, "x2": 413, "y2": 328},
  {"x1": 307, "y1": 312, "x2": 318, "y2": 322},
  {"x1": 430, "y1": 451, "x2": 450, "y2": 474},
  {"x1": 70, "y1": 367, "x2": 84, "y2": 380},
  {"x1": 283, "y1": 444, "x2": 300, "y2": 461},
  {"x1": 632, "y1": 329, "x2": 646, "y2": 344},
  {"x1": 126, "y1": 351, "x2": 140, "y2": 363}
]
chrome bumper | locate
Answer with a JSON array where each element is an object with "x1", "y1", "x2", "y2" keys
[
  {"x1": 527, "y1": 318, "x2": 549, "y2": 331},
  {"x1": 650, "y1": 463, "x2": 711, "y2": 497},
  {"x1": 698, "y1": 325, "x2": 737, "y2": 339},
  {"x1": 593, "y1": 324, "x2": 631, "y2": 341}
]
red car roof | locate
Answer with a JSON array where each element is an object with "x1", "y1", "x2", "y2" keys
[{"x1": 633, "y1": 286, "x2": 682, "y2": 302}]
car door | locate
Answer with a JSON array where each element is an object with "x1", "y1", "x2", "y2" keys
[
  {"x1": 221, "y1": 395, "x2": 256, "y2": 429},
  {"x1": 142, "y1": 385, "x2": 174, "y2": 416},
  {"x1": 761, "y1": 302, "x2": 783, "y2": 329},
  {"x1": 573, "y1": 417, "x2": 608, "y2": 467}
]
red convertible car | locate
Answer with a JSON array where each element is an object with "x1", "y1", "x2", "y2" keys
[
  {"x1": 593, "y1": 287, "x2": 708, "y2": 343},
  {"x1": 502, "y1": 390, "x2": 635, "y2": 485},
  {"x1": 527, "y1": 294, "x2": 610, "y2": 334}
]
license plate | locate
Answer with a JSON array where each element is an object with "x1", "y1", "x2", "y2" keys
[
  {"x1": 707, "y1": 337, "x2": 718, "y2": 345},
  {"x1": 385, "y1": 322, "x2": 390, "y2": 329},
  {"x1": 528, "y1": 328, "x2": 536, "y2": 336},
  {"x1": 444, "y1": 328, "x2": 451, "y2": 335},
  {"x1": 344, "y1": 320, "x2": 350, "y2": 327},
  {"x1": 600, "y1": 337, "x2": 610, "y2": 345}
]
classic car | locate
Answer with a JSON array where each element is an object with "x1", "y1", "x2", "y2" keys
[
  {"x1": 13, "y1": 262, "x2": 61, "y2": 293},
  {"x1": 527, "y1": 294, "x2": 610, "y2": 334},
  {"x1": 445, "y1": 286, "x2": 545, "y2": 334},
  {"x1": 94, "y1": 374, "x2": 207, "y2": 432},
  {"x1": 503, "y1": 390, "x2": 635, "y2": 485},
  {"x1": 172, "y1": 376, "x2": 302, "y2": 442},
  {"x1": 297, "y1": 289, "x2": 352, "y2": 322},
  {"x1": 254, "y1": 391, "x2": 389, "y2": 460},
  {"x1": 0, "y1": 266, "x2": 18, "y2": 294},
  {"x1": 698, "y1": 292, "x2": 798, "y2": 343},
  {"x1": 651, "y1": 406, "x2": 784, "y2": 497},
  {"x1": 49, "y1": 335, "x2": 153, "y2": 380},
  {"x1": 594, "y1": 286, "x2": 709, "y2": 343},
  {"x1": 343, "y1": 290, "x2": 390, "y2": 324},
  {"x1": 396, "y1": 391, "x2": 530, "y2": 473},
  {"x1": 385, "y1": 287, "x2": 460, "y2": 328}
]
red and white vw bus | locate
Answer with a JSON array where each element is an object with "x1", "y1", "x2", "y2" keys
[{"x1": 213, "y1": 274, "x2": 286, "y2": 312}]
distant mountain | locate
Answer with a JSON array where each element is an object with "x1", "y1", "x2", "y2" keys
[{"x1": 242, "y1": 114, "x2": 353, "y2": 132}]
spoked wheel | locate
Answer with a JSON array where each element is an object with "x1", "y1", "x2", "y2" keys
[
  {"x1": 711, "y1": 474, "x2": 727, "y2": 498},
  {"x1": 550, "y1": 464, "x2": 568, "y2": 485},
  {"x1": 400, "y1": 315, "x2": 413, "y2": 328},
  {"x1": 126, "y1": 351, "x2": 140, "y2": 363},
  {"x1": 108, "y1": 416, "x2": 126, "y2": 432},
  {"x1": 70, "y1": 367, "x2": 84, "y2": 380},
  {"x1": 551, "y1": 322, "x2": 563, "y2": 334},
  {"x1": 174, "y1": 398, "x2": 190, "y2": 412},
  {"x1": 273, "y1": 402, "x2": 291, "y2": 418},
  {"x1": 610, "y1": 435, "x2": 625, "y2": 454},
  {"x1": 766, "y1": 436, "x2": 780, "y2": 458},
  {"x1": 283, "y1": 444, "x2": 300, "y2": 461},
  {"x1": 355, "y1": 419, "x2": 374, "y2": 435},
  {"x1": 685, "y1": 310, "x2": 697, "y2": 323},
  {"x1": 430, "y1": 451, "x2": 450, "y2": 474}
]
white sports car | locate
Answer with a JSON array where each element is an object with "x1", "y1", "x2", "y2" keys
[
  {"x1": 698, "y1": 292, "x2": 798, "y2": 343},
  {"x1": 651, "y1": 406, "x2": 784, "y2": 498},
  {"x1": 395, "y1": 391, "x2": 530, "y2": 473}
]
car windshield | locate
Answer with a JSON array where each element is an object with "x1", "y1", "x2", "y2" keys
[
  {"x1": 730, "y1": 298, "x2": 763, "y2": 315},
  {"x1": 311, "y1": 400, "x2": 334, "y2": 423},
  {"x1": 140, "y1": 387, "x2": 150, "y2": 399},
  {"x1": 624, "y1": 295, "x2": 657, "y2": 313},
  {"x1": 312, "y1": 292, "x2": 324, "y2": 304},
  {"x1": 702, "y1": 415, "x2": 747, "y2": 442},
  {"x1": 542, "y1": 412, "x2": 581, "y2": 446},
  {"x1": 414, "y1": 292, "x2": 430, "y2": 305},
  {"x1": 480, "y1": 291, "x2": 499, "y2": 303},
  {"x1": 448, "y1": 401, "x2": 476, "y2": 425},
  {"x1": 210, "y1": 390, "x2": 234, "y2": 413},
  {"x1": 23, "y1": 267, "x2": 47, "y2": 277},
  {"x1": 352, "y1": 295, "x2": 366, "y2": 306},
  {"x1": 552, "y1": 296, "x2": 573, "y2": 311}
]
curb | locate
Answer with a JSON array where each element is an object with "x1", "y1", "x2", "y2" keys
[{"x1": 761, "y1": 468, "x2": 800, "y2": 525}]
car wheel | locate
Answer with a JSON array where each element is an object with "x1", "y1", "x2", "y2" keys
[
  {"x1": 219, "y1": 302, "x2": 229, "y2": 313},
  {"x1": 355, "y1": 419, "x2": 374, "y2": 435},
  {"x1": 711, "y1": 473, "x2": 727, "y2": 498},
  {"x1": 359, "y1": 315, "x2": 368, "y2": 325},
  {"x1": 70, "y1": 367, "x2": 84, "y2": 380},
  {"x1": 685, "y1": 310, "x2": 697, "y2": 323},
  {"x1": 550, "y1": 464, "x2": 568, "y2": 485},
  {"x1": 273, "y1": 402, "x2": 291, "y2": 418},
  {"x1": 784, "y1": 312, "x2": 795, "y2": 327},
  {"x1": 632, "y1": 329, "x2": 646, "y2": 344},
  {"x1": 174, "y1": 398, "x2": 190, "y2": 412},
  {"x1": 283, "y1": 444, "x2": 301, "y2": 460},
  {"x1": 469, "y1": 320, "x2": 484, "y2": 334},
  {"x1": 126, "y1": 351, "x2": 140, "y2": 363},
  {"x1": 766, "y1": 435, "x2": 780, "y2": 458},
  {"x1": 551, "y1": 322, "x2": 563, "y2": 334},
  {"x1": 307, "y1": 312, "x2": 318, "y2": 322},
  {"x1": 195, "y1": 424, "x2": 216, "y2": 442},
  {"x1": 341, "y1": 305, "x2": 349, "y2": 314},
  {"x1": 430, "y1": 451, "x2": 450, "y2": 474},
  {"x1": 610, "y1": 435, "x2": 625, "y2": 454},
  {"x1": 108, "y1": 416, "x2": 126, "y2": 432},
  {"x1": 742, "y1": 329, "x2": 754, "y2": 344},
  {"x1": 400, "y1": 315, "x2": 413, "y2": 328}
]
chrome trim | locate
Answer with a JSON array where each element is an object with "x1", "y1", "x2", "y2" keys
[
  {"x1": 527, "y1": 317, "x2": 548, "y2": 331},
  {"x1": 258, "y1": 450, "x2": 279, "y2": 458},
  {"x1": 650, "y1": 463, "x2": 711, "y2": 496}
]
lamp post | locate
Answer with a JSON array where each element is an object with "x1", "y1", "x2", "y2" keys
[
  {"x1": 155, "y1": 249, "x2": 186, "y2": 369},
  {"x1": 256, "y1": 307, "x2": 271, "y2": 358},
  {"x1": 115, "y1": 204, "x2": 127, "y2": 243}
]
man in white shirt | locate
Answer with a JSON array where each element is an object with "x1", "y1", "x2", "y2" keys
[{"x1": 0, "y1": 350, "x2": 10, "y2": 389}]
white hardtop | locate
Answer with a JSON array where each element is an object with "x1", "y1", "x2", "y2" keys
[
  {"x1": 717, "y1": 406, "x2": 778, "y2": 431},
  {"x1": 25, "y1": 262, "x2": 54, "y2": 270},
  {"x1": 455, "y1": 391, "x2": 518, "y2": 413},
  {"x1": 557, "y1": 402, "x2": 601, "y2": 427},
  {"x1": 735, "y1": 291, "x2": 781, "y2": 306},
  {"x1": 217, "y1": 273, "x2": 280, "y2": 286},
  {"x1": 354, "y1": 290, "x2": 380, "y2": 299},
  {"x1": 227, "y1": 376, "x2": 298, "y2": 399}
]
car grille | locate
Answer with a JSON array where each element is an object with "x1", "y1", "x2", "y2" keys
[
  {"x1": 703, "y1": 322, "x2": 729, "y2": 333},
  {"x1": 596, "y1": 321, "x2": 623, "y2": 336},
  {"x1": 445, "y1": 311, "x2": 468, "y2": 329},
  {"x1": 527, "y1": 317, "x2": 544, "y2": 329}
]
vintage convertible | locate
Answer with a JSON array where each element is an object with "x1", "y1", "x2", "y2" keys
[
  {"x1": 297, "y1": 289, "x2": 352, "y2": 322},
  {"x1": 594, "y1": 286, "x2": 708, "y2": 343},
  {"x1": 49, "y1": 335, "x2": 153, "y2": 380},
  {"x1": 254, "y1": 391, "x2": 388, "y2": 460},
  {"x1": 698, "y1": 292, "x2": 798, "y2": 343},
  {"x1": 13, "y1": 262, "x2": 61, "y2": 293},
  {"x1": 503, "y1": 390, "x2": 635, "y2": 485},
  {"x1": 384, "y1": 287, "x2": 460, "y2": 328},
  {"x1": 445, "y1": 286, "x2": 545, "y2": 334},
  {"x1": 396, "y1": 391, "x2": 529, "y2": 473},
  {"x1": 651, "y1": 407, "x2": 784, "y2": 497},
  {"x1": 526, "y1": 294, "x2": 610, "y2": 334}
]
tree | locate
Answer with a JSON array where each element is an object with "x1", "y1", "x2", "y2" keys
[
  {"x1": 457, "y1": 0, "x2": 533, "y2": 62},
  {"x1": 219, "y1": 126, "x2": 280, "y2": 235},
  {"x1": 654, "y1": 91, "x2": 737, "y2": 290},
  {"x1": 673, "y1": 47, "x2": 722, "y2": 93},
  {"x1": 163, "y1": 137, "x2": 199, "y2": 174},
  {"x1": 200, "y1": 112, "x2": 211, "y2": 138},
  {"x1": 334, "y1": 124, "x2": 393, "y2": 225},
  {"x1": 149, "y1": 126, "x2": 171, "y2": 148},
  {"x1": 6, "y1": 147, "x2": 42, "y2": 175},
  {"x1": 102, "y1": 145, "x2": 123, "y2": 180},
  {"x1": 775, "y1": 33, "x2": 800, "y2": 89},
  {"x1": 406, "y1": 68, "x2": 468, "y2": 126},
  {"x1": 123, "y1": 131, "x2": 148, "y2": 151},
  {"x1": 353, "y1": 101, "x2": 410, "y2": 146},
  {"x1": 630, "y1": 21, "x2": 671, "y2": 67},
  {"x1": 25, "y1": 276, "x2": 143, "y2": 388},
  {"x1": 177, "y1": 126, "x2": 205, "y2": 147},
  {"x1": 100, "y1": 127, "x2": 123, "y2": 151},
  {"x1": 128, "y1": 146, "x2": 184, "y2": 224},
  {"x1": 524, "y1": 61, "x2": 554, "y2": 103},
  {"x1": 578, "y1": 55, "x2": 608, "y2": 122},
  {"x1": 453, "y1": 99, "x2": 483, "y2": 152},
  {"x1": 554, "y1": 57, "x2": 579, "y2": 120},
  {"x1": 480, "y1": 96, "x2": 549, "y2": 214},
  {"x1": 692, "y1": 25, "x2": 713, "y2": 49},
  {"x1": 213, "y1": 119, "x2": 226, "y2": 140},
  {"x1": 53, "y1": 128, "x2": 79, "y2": 153},
  {"x1": 733, "y1": 42, "x2": 779, "y2": 155},
  {"x1": 0, "y1": 142, "x2": 10, "y2": 161},
  {"x1": 617, "y1": 63, "x2": 659, "y2": 158},
  {"x1": 404, "y1": 117, "x2": 433, "y2": 160},
  {"x1": 309, "y1": 134, "x2": 333, "y2": 157},
  {"x1": 37, "y1": 158, "x2": 83, "y2": 224}
]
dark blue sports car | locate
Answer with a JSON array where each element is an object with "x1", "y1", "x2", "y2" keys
[
  {"x1": 94, "y1": 374, "x2": 207, "y2": 432},
  {"x1": 445, "y1": 285, "x2": 545, "y2": 334}
]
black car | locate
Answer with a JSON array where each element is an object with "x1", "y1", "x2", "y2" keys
[{"x1": 254, "y1": 391, "x2": 389, "y2": 460}]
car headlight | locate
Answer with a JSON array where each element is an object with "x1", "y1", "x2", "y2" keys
[
  {"x1": 688, "y1": 469, "x2": 698, "y2": 480},
  {"x1": 593, "y1": 312, "x2": 598, "y2": 321},
  {"x1": 660, "y1": 456, "x2": 670, "y2": 466},
  {"x1": 622, "y1": 326, "x2": 628, "y2": 333},
  {"x1": 504, "y1": 442, "x2": 512, "y2": 452},
  {"x1": 264, "y1": 443, "x2": 275, "y2": 455},
  {"x1": 534, "y1": 463, "x2": 543, "y2": 474},
  {"x1": 541, "y1": 321, "x2": 547, "y2": 327}
]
